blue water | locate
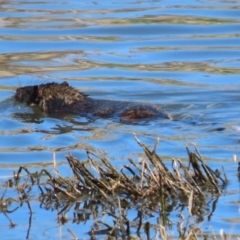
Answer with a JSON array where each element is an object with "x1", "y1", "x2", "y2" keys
[{"x1": 0, "y1": 0, "x2": 240, "y2": 239}]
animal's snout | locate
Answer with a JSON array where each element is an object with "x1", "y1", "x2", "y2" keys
[{"x1": 15, "y1": 89, "x2": 23, "y2": 101}]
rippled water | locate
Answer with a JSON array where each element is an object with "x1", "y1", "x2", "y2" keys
[{"x1": 0, "y1": 0, "x2": 240, "y2": 239}]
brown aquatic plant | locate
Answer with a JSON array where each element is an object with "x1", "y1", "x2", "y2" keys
[{"x1": 0, "y1": 137, "x2": 230, "y2": 239}]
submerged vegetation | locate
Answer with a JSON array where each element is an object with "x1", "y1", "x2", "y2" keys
[{"x1": 0, "y1": 136, "x2": 231, "y2": 239}]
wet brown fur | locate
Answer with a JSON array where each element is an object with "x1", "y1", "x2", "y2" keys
[{"x1": 15, "y1": 81, "x2": 171, "y2": 120}]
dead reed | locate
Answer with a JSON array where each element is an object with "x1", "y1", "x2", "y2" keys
[{"x1": 1, "y1": 136, "x2": 229, "y2": 239}]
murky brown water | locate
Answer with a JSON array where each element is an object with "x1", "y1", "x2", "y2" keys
[{"x1": 0, "y1": 0, "x2": 240, "y2": 239}]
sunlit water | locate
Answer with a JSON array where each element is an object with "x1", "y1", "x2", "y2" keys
[{"x1": 0, "y1": 0, "x2": 240, "y2": 239}]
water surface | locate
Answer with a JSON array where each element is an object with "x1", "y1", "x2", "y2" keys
[{"x1": 0, "y1": 0, "x2": 240, "y2": 239}]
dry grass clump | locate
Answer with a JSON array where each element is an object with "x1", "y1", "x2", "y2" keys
[
  {"x1": 1, "y1": 136, "x2": 229, "y2": 239},
  {"x1": 57, "y1": 135, "x2": 226, "y2": 203}
]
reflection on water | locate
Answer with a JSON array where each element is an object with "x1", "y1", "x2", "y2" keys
[{"x1": 0, "y1": 0, "x2": 240, "y2": 239}]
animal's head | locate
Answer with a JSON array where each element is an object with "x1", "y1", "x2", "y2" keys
[
  {"x1": 15, "y1": 81, "x2": 87, "y2": 112},
  {"x1": 15, "y1": 85, "x2": 38, "y2": 105}
]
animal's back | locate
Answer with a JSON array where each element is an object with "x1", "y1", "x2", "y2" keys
[{"x1": 15, "y1": 81, "x2": 171, "y2": 120}]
